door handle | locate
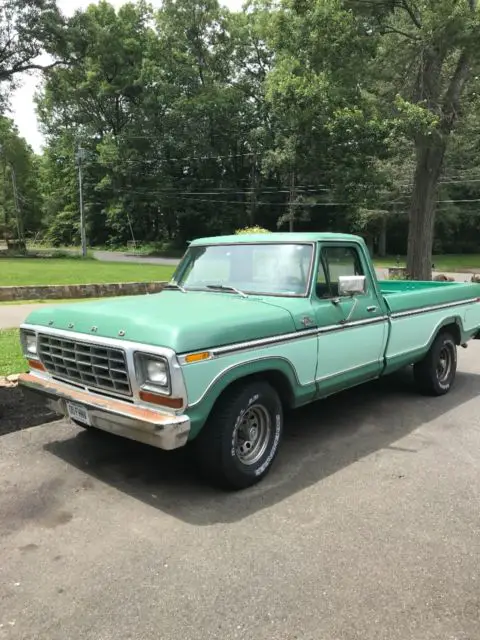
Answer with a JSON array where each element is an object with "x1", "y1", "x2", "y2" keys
[{"x1": 367, "y1": 306, "x2": 377, "y2": 313}]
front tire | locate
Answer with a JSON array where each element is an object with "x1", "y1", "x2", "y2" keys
[
  {"x1": 194, "y1": 380, "x2": 284, "y2": 490},
  {"x1": 413, "y1": 331, "x2": 457, "y2": 396}
]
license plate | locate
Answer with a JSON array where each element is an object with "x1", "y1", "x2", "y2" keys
[{"x1": 66, "y1": 402, "x2": 91, "y2": 426}]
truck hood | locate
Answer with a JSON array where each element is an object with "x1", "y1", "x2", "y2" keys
[{"x1": 24, "y1": 291, "x2": 297, "y2": 353}]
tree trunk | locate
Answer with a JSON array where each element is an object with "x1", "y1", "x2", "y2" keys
[
  {"x1": 367, "y1": 241, "x2": 374, "y2": 258},
  {"x1": 378, "y1": 216, "x2": 387, "y2": 257},
  {"x1": 406, "y1": 138, "x2": 446, "y2": 280},
  {"x1": 406, "y1": 42, "x2": 472, "y2": 280},
  {"x1": 288, "y1": 169, "x2": 295, "y2": 232},
  {"x1": 2, "y1": 160, "x2": 7, "y2": 228}
]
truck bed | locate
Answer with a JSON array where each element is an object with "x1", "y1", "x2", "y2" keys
[{"x1": 378, "y1": 280, "x2": 479, "y2": 315}]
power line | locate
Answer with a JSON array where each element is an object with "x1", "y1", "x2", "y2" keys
[
  {"x1": 436, "y1": 198, "x2": 480, "y2": 204},
  {"x1": 439, "y1": 178, "x2": 480, "y2": 185},
  {"x1": 98, "y1": 151, "x2": 258, "y2": 165},
  {"x1": 96, "y1": 188, "x2": 331, "y2": 196},
  {"x1": 49, "y1": 184, "x2": 480, "y2": 208}
]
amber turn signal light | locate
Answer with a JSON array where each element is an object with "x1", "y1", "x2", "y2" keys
[
  {"x1": 139, "y1": 390, "x2": 183, "y2": 409},
  {"x1": 184, "y1": 351, "x2": 210, "y2": 363},
  {"x1": 28, "y1": 359, "x2": 45, "y2": 372}
]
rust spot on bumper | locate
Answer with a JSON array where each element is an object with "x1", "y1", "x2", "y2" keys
[{"x1": 18, "y1": 373, "x2": 191, "y2": 450}]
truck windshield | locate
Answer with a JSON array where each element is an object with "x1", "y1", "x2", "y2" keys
[{"x1": 172, "y1": 243, "x2": 314, "y2": 297}]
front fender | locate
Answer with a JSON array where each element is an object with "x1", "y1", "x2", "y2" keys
[{"x1": 185, "y1": 356, "x2": 316, "y2": 439}]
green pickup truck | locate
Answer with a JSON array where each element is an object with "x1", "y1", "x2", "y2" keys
[{"x1": 19, "y1": 233, "x2": 480, "y2": 489}]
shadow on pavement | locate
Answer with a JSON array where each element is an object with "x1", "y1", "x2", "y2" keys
[
  {"x1": 44, "y1": 369, "x2": 480, "y2": 525},
  {"x1": 0, "y1": 386, "x2": 57, "y2": 437}
]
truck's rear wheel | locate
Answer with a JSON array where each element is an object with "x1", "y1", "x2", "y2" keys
[
  {"x1": 413, "y1": 331, "x2": 457, "y2": 396},
  {"x1": 194, "y1": 380, "x2": 283, "y2": 490}
]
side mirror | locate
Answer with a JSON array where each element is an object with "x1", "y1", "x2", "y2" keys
[{"x1": 338, "y1": 275, "x2": 366, "y2": 297}]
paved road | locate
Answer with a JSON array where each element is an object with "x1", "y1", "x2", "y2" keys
[
  {"x1": 26, "y1": 247, "x2": 181, "y2": 266},
  {"x1": 0, "y1": 304, "x2": 50, "y2": 330},
  {"x1": 374, "y1": 268, "x2": 474, "y2": 282},
  {"x1": 1, "y1": 345, "x2": 480, "y2": 639},
  {"x1": 93, "y1": 250, "x2": 181, "y2": 266}
]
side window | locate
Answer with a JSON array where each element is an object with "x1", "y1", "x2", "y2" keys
[{"x1": 316, "y1": 246, "x2": 365, "y2": 298}]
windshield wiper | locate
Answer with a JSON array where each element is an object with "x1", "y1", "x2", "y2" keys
[
  {"x1": 206, "y1": 284, "x2": 247, "y2": 298},
  {"x1": 164, "y1": 282, "x2": 187, "y2": 293}
]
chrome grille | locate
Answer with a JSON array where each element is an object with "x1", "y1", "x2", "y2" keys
[{"x1": 38, "y1": 334, "x2": 131, "y2": 397}]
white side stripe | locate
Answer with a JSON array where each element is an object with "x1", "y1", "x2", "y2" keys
[{"x1": 180, "y1": 297, "x2": 478, "y2": 361}]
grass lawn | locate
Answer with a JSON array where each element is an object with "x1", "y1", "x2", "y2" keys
[
  {"x1": 374, "y1": 255, "x2": 480, "y2": 272},
  {"x1": 0, "y1": 258, "x2": 175, "y2": 286},
  {"x1": 0, "y1": 298, "x2": 102, "y2": 306},
  {"x1": 0, "y1": 329, "x2": 27, "y2": 377}
]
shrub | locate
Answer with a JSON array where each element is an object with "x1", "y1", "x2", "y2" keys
[
  {"x1": 235, "y1": 226, "x2": 270, "y2": 235},
  {"x1": 387, "y1": 267, "x2": 410, "y2": 280},
  {"x1": 433, "y1": 274, "x2": 455, "y2": 282}
]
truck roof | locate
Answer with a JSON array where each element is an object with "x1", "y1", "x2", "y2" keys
[{"x1": 190, "y1": 232, "x2": 364, "y2": 245}]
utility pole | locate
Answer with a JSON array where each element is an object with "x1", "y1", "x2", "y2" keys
[
  {"x1": 76, "y1": 146, "x2": 87, "y2": 258},
  {"x1": 10, "y1": 164, "x2": 23, "y2": 241},
  {"x1": 288, "y1": 169, "x2": 296, "y2": 232},
  {"x1": 249, "y1": 153, "x2": 257, "y2": 225},
  {"x1": 0, "y1": 145, "x2": 6, "y2": 232}
]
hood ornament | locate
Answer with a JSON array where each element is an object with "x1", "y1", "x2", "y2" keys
[{"x1": 118, "y1": 330, "x2": 126, "y2": 337}]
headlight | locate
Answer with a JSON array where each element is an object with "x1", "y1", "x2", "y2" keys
[
  {"x1": 135, "y1": 354, "x2": 170, "y2": 391},
  {"x1": 146, "y1": 359, "x2": 168, "y2": 386},
  {"x1": 21, "y1": 330, "x2": 38, "y2": 357}
]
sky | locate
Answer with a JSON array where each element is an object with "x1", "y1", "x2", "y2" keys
[{"x1": 11, "y1": 0, "x2": 243, "y2": 153}]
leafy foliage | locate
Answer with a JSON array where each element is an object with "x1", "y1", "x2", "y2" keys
[
  {"x1": 235, "y1": 226, "x2": 270, "y2": 234},
  {"x1": 1, "y1": 0, "x2": 480, "y2": 271},
  {"x1": 0, "y1": 116, "x2": 42, "y2": 240},
  {"x1": 0, "y1": 0, "x2": 67, "y2": 109}
]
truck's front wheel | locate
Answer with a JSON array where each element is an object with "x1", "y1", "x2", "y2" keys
[
  {"x1": 413, "y1": 331, "x2": 457, "y2": 396},
  {"x1": 194, "y1": 381, "x2": 283, "y2": 490}
]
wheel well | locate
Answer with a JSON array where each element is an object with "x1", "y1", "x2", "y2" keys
[
  {"x1": 440, "y1": 321, "x2": 461, "y2": 345},
  {"x1": 214, "y1": 370, "x2": 295, "y2": 410}
]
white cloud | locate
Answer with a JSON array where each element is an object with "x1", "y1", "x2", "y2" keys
[{"x1": 10, "y1": 0, "x2": 244, "y2": 153}]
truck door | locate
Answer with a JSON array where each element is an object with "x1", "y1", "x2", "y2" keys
[{"x1": 311, "y1": 243, "x2": 388, "y2": 396}]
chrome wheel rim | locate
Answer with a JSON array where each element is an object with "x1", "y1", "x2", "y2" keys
[
  {"x1": 235, "y1": 404, "x2": 271, "y2": 466},
  {"x1": 437, "y1": 345, "x2": 453, "y2": 383}
]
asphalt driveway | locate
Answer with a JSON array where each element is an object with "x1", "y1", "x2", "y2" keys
[{"x1": 1, "y1": 345, "x2": 480, "y2": 639}]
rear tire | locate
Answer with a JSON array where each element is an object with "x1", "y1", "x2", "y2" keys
[
  {"x1": 194, "y1": 380, "x2": 283, "y2": 490},
  {"x1": 413, "y1": 331, "x2": 457, "y2": 396}
]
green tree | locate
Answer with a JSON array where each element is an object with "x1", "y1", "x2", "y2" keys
[
  {"x1": 34, "y1": 0, "x2": 480, "y2": 264},
  {"x1": 37, "y1": 0, "x2": 274, "y2": 246},
  {"x1": 0, "y1": 116, "x2": 42, "y2": 241},
  {"x1": 261, "y1": 0, "x2": 392, "y2": 234},
  {"x1": 361, "y1": 0, "x2": 480, "y2": 279},
  {"x1": 0, "y1": 0, "x2": 67, "y2": 110}
]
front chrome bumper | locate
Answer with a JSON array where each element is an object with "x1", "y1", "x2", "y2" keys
[{"x1": 19, "y1": 373, "x2": 191, "y2": 450}]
